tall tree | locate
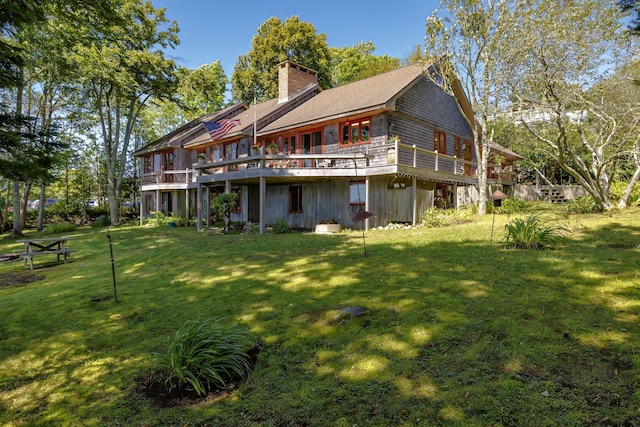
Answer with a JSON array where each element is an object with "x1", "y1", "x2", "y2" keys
[
  {"x1": 71, "y1": 0, "x2": 180, "y2": 225},
  {"x1": 138, "y1": 61, "x2": 228, "y2": 144},
  {"x1": 231, "y1": 16, "x2": 331, "y2": 104},
  {"x1": 619, "y1": 0, "x2": 640, "y2": 33},
  {"x1": 424, "y1": 0, "x2": 517, "y2": 215},
  {"x1": 329, "y1": 41, "x2": 400, "y2": 87},
  {"x1": 505, "y1": 0, "x2": 630, "y2": 211}
]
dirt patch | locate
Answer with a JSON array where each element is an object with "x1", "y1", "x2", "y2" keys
[
  {"x1": 0, "y1": 271, "x2": 44, "y2": 288},
  {"x1": 137, "y1": 374, "x2": 232, "y2": 408}
]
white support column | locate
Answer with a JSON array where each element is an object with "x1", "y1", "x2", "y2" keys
[
  {"x1": 225, "y1": 180, "x2": 231, "y2": 230},
  {"x1": 412, "y1": 176, "x2": 418, "y2": 226},
  {"x1": 196, "y1": 184, "x2": 202, "y2": 231},
  {"x1": 259, "y1": 176, "x2": 266, "y2": 235},
  {"x1": 365, "y1": 176, "x2": 371, "y2": 230}
]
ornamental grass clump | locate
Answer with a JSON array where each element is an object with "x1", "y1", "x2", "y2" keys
[
  {"x1": 504, "y1": 215, "x2": 568, "y2": 249},
  {"x1": 153, "y1": 319, "x2": 258, "y2": 396}
]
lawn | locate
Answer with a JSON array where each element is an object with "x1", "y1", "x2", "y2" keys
[{"x1": 0, "y1": 204, "x2": 639, "y2": 426}]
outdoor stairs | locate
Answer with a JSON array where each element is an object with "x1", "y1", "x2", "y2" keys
[{"x1": 539, "y1": 186, "x2": 566, "y2": 203}]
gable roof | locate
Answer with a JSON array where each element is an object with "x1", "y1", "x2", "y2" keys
[
  {"x1": 182, "y1": 83, "x2": 322, "y2": 149},
  {"x1": 259, "y1": 64, "x2": 429, "y2": 135},
  {"x1": 133, "y1": 103, "x2": 247, "y2": 156}
]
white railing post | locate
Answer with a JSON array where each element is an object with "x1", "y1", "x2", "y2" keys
[
  {"x1": 412, "y1": 144, "x2": 417, "y2": 167},
  {"x1": 434, "y1": 150, "x2": 439, "y2": 171}
]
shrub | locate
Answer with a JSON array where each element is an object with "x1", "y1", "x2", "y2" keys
[
  {"x1": 153, "y1": 319, "x2": 257, "y2": 396},
  {"x1": 149, "y1": 211, "x2": 167, "y2": 227},
  {"x1": 44, "y1": 222, "x2": 77, "y2": 234},
  {"x1": 504, "y1": 215, "x2": 568, "y2": 249},
  {"x1": 565, "y1": 196, "x2": 600, "y2": 214},
  {"x1": 272, "y1": 218, "x2": 291, "y2": 233},
  {"x1": 494, "y1": 198, "x2": 528, "y2": 214},
  {"x1": 422, "y1": 208, "x2": 472, "y2": 228},
  {"x1": 91, "y1": 215, "x2": 111, "y2": 228}
]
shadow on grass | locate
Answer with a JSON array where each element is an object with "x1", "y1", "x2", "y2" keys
[{"x1": 0, "y1": 216, "x2": 638, "y2": 425}]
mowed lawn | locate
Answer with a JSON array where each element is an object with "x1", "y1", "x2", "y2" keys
[{"x1": 0, "y1": 204, "x2": 639, "y2": 426}]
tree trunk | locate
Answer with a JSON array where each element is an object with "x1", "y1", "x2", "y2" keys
[
  {"x1": 618, "y1": 165, "x2": 640, "y2": 209},
  {"x1": 11, "y1": 180, "x2": 22, "y2": 237},
  {"x1": 37, "y1": 183, "x2": 45, "y2": 231}
]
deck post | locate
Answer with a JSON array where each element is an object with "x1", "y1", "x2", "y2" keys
[
  {"x1": 196, "y1": 183, "x2": 202, "y2": 231},
  {"x1": 412, "y1": 176, "x2": 418, "y2": 226},
  {"x1": 259, "y1": 176, "x2": 266, "y2": 235}
]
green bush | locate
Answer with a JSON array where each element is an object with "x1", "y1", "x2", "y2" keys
[
  {"x1": 565, "y1": 196, "x2": 600, "y2": 214},
  {"x1": 91, "y1": 215, "x2": 111, "y2": 228},
  {"x1": 153, "y1": 319, "x2": 258, "y2": 396},
  {"x1": 422, "y1": 207, "x2": 472, "y2": 228},
  {"x1": 149, "y1": 211, "x2": 167, "y2": 227},
  {"x1": 44, "y1": 222, "x2": 77, "y2": 234},
  {"x1": 272, "y1": 218, "x2": 291, "y2": 233},
  {"x1": 494, "y1": 198, "x2": 528, "y2": 214},
  {"x1": 504, "y1": 215, "x2": 568, "y2": 249}
]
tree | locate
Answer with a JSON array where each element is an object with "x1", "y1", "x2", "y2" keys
[
  {"x1": 71, "y1": 0, "x2": 180, "y2": 225},
  {"x1": 231, "y1": 16, "x2": 331, "y2": 104},
  {"x1": 504, "y1": 0, "x2": 631, "y2": 211},
  {"x1": 329, "y1": 42, "x2": 400, "y2": 87},
  {"x1": 619, "y1": 0, "x2": 640, "y2": 33},
  {"x1": 1, "y1": 0, "x2": 118, "y2": 235},
  {"x1": 424, "y1": 0, "x2": 518, "y2": 215},
  {"x1": 138, "y1": 61, "x2": 228, "y2": 144}
]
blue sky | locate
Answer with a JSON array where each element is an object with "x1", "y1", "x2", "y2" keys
[{"x1": 152, "y1": 0, "x2": 441, "y2": 76}]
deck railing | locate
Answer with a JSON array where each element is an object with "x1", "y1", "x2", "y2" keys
[
  {"x1": 141, "y1": 168, "x2": 198, "y2": 185},
  {"x1": 142, "y1": 143, "x2": 516, "y2": 185}
]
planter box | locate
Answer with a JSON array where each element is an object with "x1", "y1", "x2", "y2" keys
[{"x1": 315, "y1": 223, "x2": 343, "y2": 234}]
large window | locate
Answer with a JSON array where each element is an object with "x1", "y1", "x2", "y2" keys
[
  {"x1": 349, "y1": 181, "x2": 365, "y2": 205},
  {"x1": 454, "y1": 136, "x2": 462, "y2": 158},
  {"x1": 143, "y1": 156, "x2": 153, "y2": 173},
  {"x1": 289, "y1": 185, "x2": 302, "y2": 213},
  {"x1": 340, "y1": 118, "x2": 371, "y2": 146},
  {"x1": 434, "y1": 130, "x2": 446, "y2": 154}
]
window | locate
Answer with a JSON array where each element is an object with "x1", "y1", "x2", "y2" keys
[
  {"x1": 289, "y1": 185, "x2": 302, "y2": 213},
  {"x1": 283, "y1": 135, "x2": 297, "y2": 154},
  {"x1": 143, "y1": 156, "x2": 153, "y2": 173},
  {"x1": 349, "y1": 181, "x2": 365, "y2": 205},
  {"x1": 340, "y1": 118, "x2": 371, "y2": 146},
  {"x1": 454, "y1": 136, "x2": 462, "y2": 158},
  {"x1": 434, "y1": 130, "x2": 446, "y2": 154}
]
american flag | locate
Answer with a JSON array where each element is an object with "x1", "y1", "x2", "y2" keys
[{"x1": 202, "y1": 119, "x2": 240, "y2": 141}]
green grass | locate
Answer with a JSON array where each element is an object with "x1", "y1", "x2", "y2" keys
[{"x1": 0, "y1": 204, "x2": 639, "y2": 426}]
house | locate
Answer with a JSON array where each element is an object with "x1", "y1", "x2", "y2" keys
[{"x1": 134, "y1": 60, "x2": 520, "y2": 232}]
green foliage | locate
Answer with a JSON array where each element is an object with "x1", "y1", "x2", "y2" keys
[
  {"x1": 231, "y1": 16, "x2": 331, "y2": 104},
  {"x1": 329, "y1": 41, "x2": 400, "y2": 87},
  {"x1": 153, "y1": 319, "x2": 257, "y2": 396},
  {"x1": 566, "y1": 196, "x2": 601, "y2": 214},
  {"x1": 494, "y1": 198, "x2": 528, "y2": 214},
  {"x1": 272, "y1": 218, "x2": 291, "y2": 234},
  {"x1": 149, "y1": 211, "x2": 167, "y2": 227},
  {"x1": 91, "y1": 215, "x2": 111, "y2": 228},
  {"x1": 422, "y1": 207, "x2": 473, "y2": 228},
  {"x1": 211, "y1": 193, "x2": 239, "y2": 233},
  {"x1": 504, "y1": 215, "x2": 568, "y2": 249},
  {"x1": 611, "y1": 180, "x2": 640, "y2": 205},
  {"x1": 44, "y1": 222, "x2": 77, "y2": 234}
]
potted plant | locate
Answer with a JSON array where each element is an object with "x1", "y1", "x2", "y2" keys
[
  {"x1": 266, "y1": 142, "x2": 278, "y2": 154},
  {"x1": 251, "y1": 143, "x2": 261, "y2": 156},
  {"x1": 196, "y1": 152, "x2": 207, "y2": 165}
]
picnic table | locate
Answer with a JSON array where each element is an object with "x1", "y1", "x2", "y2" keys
[{"x1": 17, "y1": 237, "x2": 76, "y2": 270}]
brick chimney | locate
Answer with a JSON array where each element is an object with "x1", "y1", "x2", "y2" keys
[{"x1": 278, "y1": 61, "x2": 318, "y2": 102}]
